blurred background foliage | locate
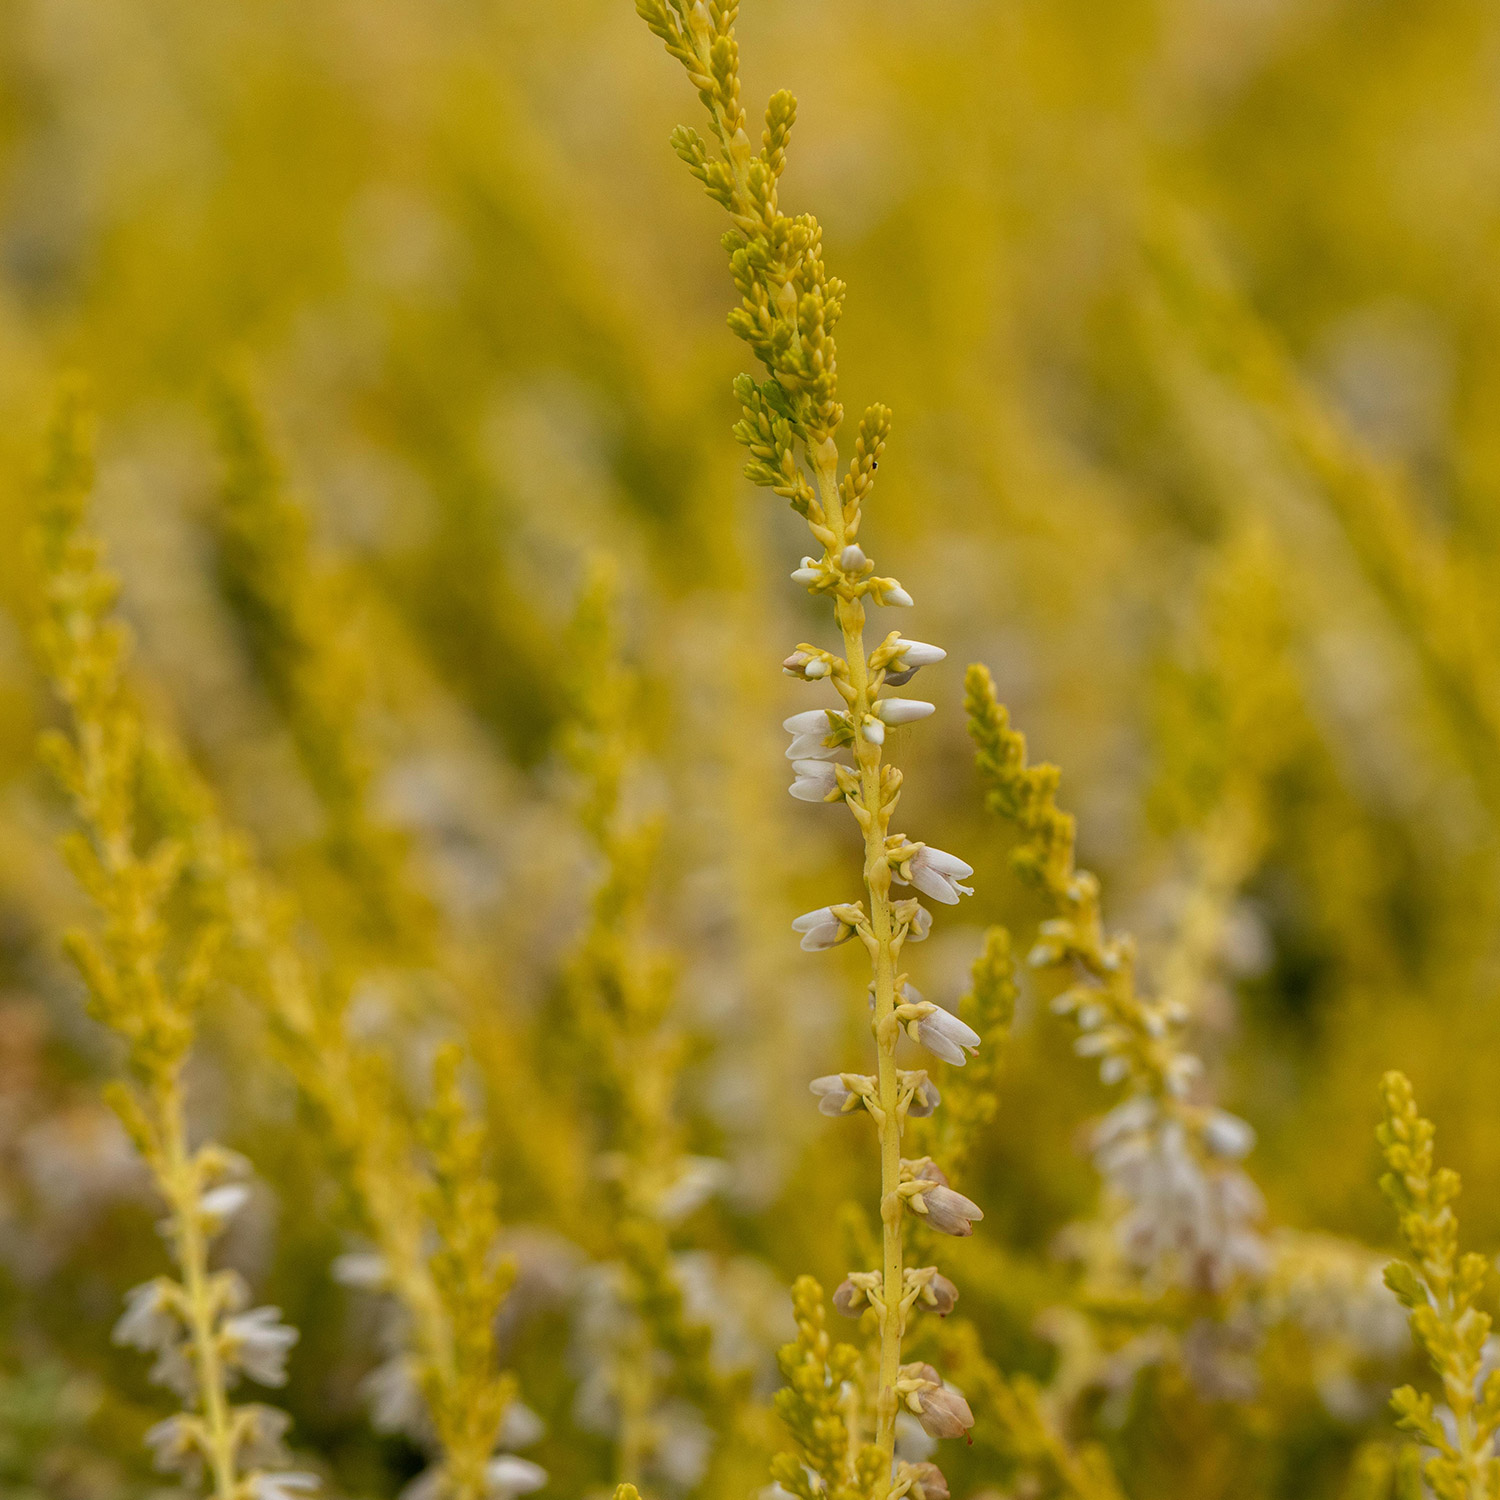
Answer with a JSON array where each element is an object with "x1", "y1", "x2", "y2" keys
[{"x1": 0, "y1": 0, "x2": 1498, "y2": 1496}]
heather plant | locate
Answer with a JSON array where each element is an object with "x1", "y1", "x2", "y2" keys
[
  {"x1": 631, "y1": 4, "x2": 1000, "y2": 1494},
  {"x1": 32, "y1": 388, "x2": 312, "y2": 1500}
]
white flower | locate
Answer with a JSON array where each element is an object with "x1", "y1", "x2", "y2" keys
[
  {"x1": 810, "y1": 1075, "x2": 867, "y2": 1116},
  {"x1": 115, "y1": 1278, "x2": 181, "y2": 1354},
  {"x1": 485, "y1": 1455, "x2": 548, "y2": 1499},
  {"x1": 363, "y1": 1354, "x2": 427, "y2": 1438},
  {"x1": 144, "y1": 1414, "x2": 200, "y2": 1476},
  {"x1": 237, "y1": 1404, "x2": 295, "y2": 1469},
  {"x1": 498, "y1": 1401, "x2": 547, "y2": 1450},
  {"x1": 792, "y1": 906, "x2": 855, "y2": 951},
  {"x1": 783, "y1": 709, "x2": 840, "y2": 760},
  {"x1": 789, "y1": 759, "x2": 841, "y2": 802},
  {"x1": 791, "y1": 557, "x2": 822, "y2": 585},
  {"x1": 200, "y1": 1182, "x2": 252, "y2": 1227},
  {"x1": 876, "y1": 698, "x2": 935, "y2": 725},
  {"x1": 905, "y1": 905, "x2": 933, "y2": 942},
  {"x1": 876, "y1": 582, "x2": 915, "y2": 607},
  {"x1": 252, "y1": 1475, "x2": 320, "y2": 1500},
  {"x1": 914, "y1": 1007, "x2": 982, "y2": 1066},
  {"x1": 655, "y1": 1156, "x2": 725, "y2": 1221},
  {"x1": 331, "y1": 1252, "x2": 388, "y2": 1290},
  {"x1": 902, "y1": 847, "x2": 974, "y2": 904},
  {"x1": 1201, "y1": 1110, "x2": 1256, "y2": 1161},
  {"x1": 862, "y1": 717, "x2": 885, "y2": 744},
  {"x1": 222, "y1": 1306, "x2": 299, "y2": 1387},
  {"x1": 840, "y1": 544, "x2": 869, "y2": 571}
]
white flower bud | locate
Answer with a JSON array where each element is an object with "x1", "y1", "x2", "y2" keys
[
  {"x1": 791, "y1": 557, "x2": 821, "y2": 585},
  {"x1": 883, "y1": 585, "x2": 915, "y2": 607},
  {"x1": 862, "y1": 717, "x2": 885, "y2": 744},
  {"x1": 884, "y1": 639, "x2": 946, "y2": 686},
  {"x1": 840, "y1": 544, "x2": 868, "y2": 572},
  {"x1": 911, "y1": 1380, "x2": 974, "y2": 1439},
  {"x1": 876, "y1": 698, "x2": 935, "y2": 725},
  {"x1": 917, "y1": 1185, "x2": 983, "y2": 1237}
]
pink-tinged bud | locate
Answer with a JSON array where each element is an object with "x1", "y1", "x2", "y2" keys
[
  {"x1": 921, "y1": 1185, "x2": 983, "y2": 1237},
  {"x1": 913, "y1": 1385, "x2": 973, "y2": 1441},
  {"x1": 900, "y1": 1074, "x2": 936, "y2": 1122},
  {"x1": 923, "y1": 1273, "x2": 959, "y2": 1316},
  {"x1": 832, "y1": 1279, "x2": 866, "y2": 1316},
  {"x1": 903, "y1": 1463, "x2": 950, "y2": 1500},
  {"x1": 876, "y1": 698, "x2": 935, "y2": 726}
]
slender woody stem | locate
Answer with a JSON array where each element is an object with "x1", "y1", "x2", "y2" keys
[{"x1": 817, "y1": 458, "x2": 904, "y2": 1466}]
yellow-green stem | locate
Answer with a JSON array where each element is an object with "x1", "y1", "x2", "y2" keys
[
  {"x1": 816, "y1": 457, "x2": 904, "y2": 1469},
  {"x1": 159, "y1": 1089, "x2": 240, "y2": 1500}
]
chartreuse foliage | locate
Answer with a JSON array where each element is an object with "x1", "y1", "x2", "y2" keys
[
  {"x1": 1377, "y1": 1075, "x2": 1500, "y2": 1500},
  {"x1": 9, "y1": 4, "x2": 1500, "y2": 1500}
]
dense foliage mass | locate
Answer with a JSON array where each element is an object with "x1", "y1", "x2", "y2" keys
[{"x1": 0, "y1": 2, "x2": 1497, "y2": 1498}]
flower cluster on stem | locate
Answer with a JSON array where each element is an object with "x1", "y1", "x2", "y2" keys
[
  {"x1": 965, "y1": 663, "x2": 1263, "y2": 1295},
  {"x1": 30, "y1": 385, "x2": 312, "y2": 1500},
  {"x1": 631, "y1": 5, "x2": 981, "y2": 1489}
]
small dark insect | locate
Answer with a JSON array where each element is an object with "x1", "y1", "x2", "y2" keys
[{"x1": 871, "y1": 460, "x2": 879, "y2": 469}]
